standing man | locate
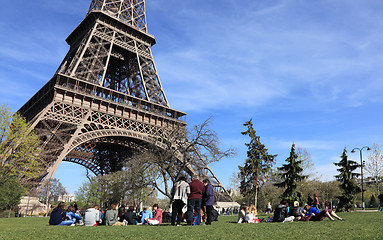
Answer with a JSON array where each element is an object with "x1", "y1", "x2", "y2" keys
[
  {"x1": 187, "y1": 175, "x2": 205, "y2": 225},
  {"x1": 203, "y1": 179, "x2": 215, "y2": 225},
  {"x1": 171, "y1": 176, "x2": 190, "y2": 226}
]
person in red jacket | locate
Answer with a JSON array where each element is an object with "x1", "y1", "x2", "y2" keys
[
  {"x1": 186, "y1": 175, "x2": 205, "y2": 225},
  {"x1": 147, "y1": 204, "x2": 163, "y2": 225}
]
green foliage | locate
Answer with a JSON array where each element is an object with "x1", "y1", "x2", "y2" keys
[
  {"x1": 0, "y1": 176, "x2": 25, "y2": 210},
  {"x1": 238, "y1": 119, "x2": 276, "y2": 205},
  {"x1": 334, "y1": 148, "x2": 361, "y2": 212},
  {"x1": 0, "y1": 104, "x2": 42, "y2": 213},
  {"x1": 369, "y1": 194, "x2": 378, "y2": 208},
  {"x1": 0, "y1": 104, "x2": 42, "y2": 186},
  {"x1": 274, "y1": 143, "x2": 307, "y2": 204}
]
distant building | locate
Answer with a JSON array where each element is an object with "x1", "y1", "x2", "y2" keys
[
  {"x1": 18, "y1": 196, "x2": 48, "y2": 216},
  {"x1": 55, "y1": 193, "x2": 75, "y2": 203}
]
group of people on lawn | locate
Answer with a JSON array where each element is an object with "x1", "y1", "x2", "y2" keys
[
  {"x1": 237, "y1": 193, "x2": 343, "y2": 224},
  {"x1": 49, "y1": 175, "x2": 215, "y2": 226}
]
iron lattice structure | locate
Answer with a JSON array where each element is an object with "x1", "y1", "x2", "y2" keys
[{"x1": 18, "y1": 0, "x2": 232, "y2": 201}]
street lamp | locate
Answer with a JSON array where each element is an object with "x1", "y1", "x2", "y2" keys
[{"x1": 351, "y1": 146, "x2": 371, "y2": 210}]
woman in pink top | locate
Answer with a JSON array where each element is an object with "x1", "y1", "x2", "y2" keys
[{"x1": 147, "y1": 204, "x2": 163, "y2": 225}]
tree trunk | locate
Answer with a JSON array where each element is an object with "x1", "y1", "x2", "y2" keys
[
  {"x1": 254, "y1": 186, "x2": 258, "y2": 213},
  {"x1": 8, "y1": 208, "x2": 12, "y2": 218}
]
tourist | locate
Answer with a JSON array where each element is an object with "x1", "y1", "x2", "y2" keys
[
  {"x1": 147, "y1": 204, "x2": 163, "y2": 225},
  {"x1": 171, "y1": 175, "x2": 190, "y2": 226},
  {"x1": 273, "y1": 200, "x2": 289, "y2": 222},
  {"x1": 245, "y1": 204, "x2": 259, "y2": 223},
  {"x1": 117, "y1": 206, "x2": 127, "y2": 225},
  {"x1": 266, "y1": 202, "x2": 272, "y2": 214},
  {"x1": 303, "y1": 205, "x2": 343, "y2": 221},
  {"x1": 49, "y1": 202, "x2": 66, "y2": 225},
  {"x1": 289, "y1": 201, "x2": 303, "y2": 221},
  {"x1": 313, "y1": 194, "x2": 320, "y2": 209},
  {"x1": 203, "y1": 179, "x2": 215, "y2": 225},
  {"x1": 186, "y1": 175, "x2": 205, "y2": 225},
  {"x1": 124, "y1": 206, "x2": 139, "y2": 225},
  {"x1": 141, "y1": 207, "x2": 153, "y2": 224},
  {"x1": 60, "y1": 205, "x2": 83, "y2": 226},
  {"x1": 105, "y1": 203, "x2": 124, "y2": 226},
  {"x1": 237, "y1": 206, "x2": 247, "y2": 223},
  {"x1": 84, "y1": 205, "x2": 102, "y2": 226},
  {"x1": 307, "y1": 194, "x2": 313, "y2": 206}
]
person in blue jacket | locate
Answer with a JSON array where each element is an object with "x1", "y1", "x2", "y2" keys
[
  {"x1": 141, "y1": 207, "x2": 153, "y2": 224},
  {"x1": 60, "y1": 205, "x2": 83, "y2": 226},
  {"x1": 203, "y1": 179, "x2": 215, "y2": 225}
]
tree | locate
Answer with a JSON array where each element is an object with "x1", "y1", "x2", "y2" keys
[
  {"x1": 0, "y1": 104, "x2": 42, "y2": 216},
  {"x1": 296, "y1": 147, "x2": 317, "y2": 180},
  {"x1": 38, "y1": 178, "x2": 67, "y2": 203},
  {"x1": 334, "y1": 148, "x2": 361, "y2": 212},
  {"x1": 238, "y1": 119, "x2": 276, "y2": 211},
  {"x1": 0, "y1": 104, "x2": 42, "y2": 185},
  {"x1": 369, "y1": 194, "x2": 378, "y2": 208},
  {"x1": 0, "y1": 176, "x2": 25, "y2": 214},
  {"x1": 124, "y1": 118, "x2": 235, "y2": 200},
  {"x1": 274, "y1": 143, "x2": 307, "y2": 204},
  {"x1": 365, "y1": 143, "x2": 383, "y2": 195}
]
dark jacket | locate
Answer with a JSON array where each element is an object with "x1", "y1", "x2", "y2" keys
[
  {"x1": 189, "y1": 179, "x2": 205, "y2": 200},
  {"x1": 203, "y1": 183, "x2": 215, "y2": 206},
  {"x1": 124, "y1": 210, "x2": 139, "y2": 225},
  {"x1": 49, "y1": 207, "x2": 65, "y2": 225}
]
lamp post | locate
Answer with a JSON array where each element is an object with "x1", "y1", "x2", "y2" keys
[{"x1": 351, "y1": 146, "x2": 371, "y2": 210}]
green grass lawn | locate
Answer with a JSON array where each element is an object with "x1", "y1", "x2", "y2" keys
[{"x1": 0, "y1": 212, "x2": 382, "y2": 240}]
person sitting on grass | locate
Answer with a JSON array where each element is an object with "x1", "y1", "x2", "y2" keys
[
  {"x1": 289, "y1": 201, "x2": 303, "y2": 221},
  {"x1": 245, "y1": 205, "x2": 259, "y2": 223},
  {"x1": 84, "y1": 205, "x2": 102, "y2": 226},
  {"x1": 49, "y1": 202, "x2": 66, "y2": 226},
  {"x1": 237, "y1": 206, "x2": 248, "y2": 223},
  {"x1": 105, "y1": 203, "x2": 124, "y2": 226},
  {"x1": 124, "y1": 206, "x2": 139, "y2": 225},
  {"x1": 62, "y1": 205, "x2": 83, "y2": 226},
  {"x1": 117, "y1": 206, "x2": 127, "y2": 225},
  {"x1": 303, "y1": 205, "x2": 343, "y2": 221},
  {"x1": 273, "y1": 200, "x2": 289, "y2": 222},
  {"x1": 141, "y1": 207, "x2": 153, "y2": 225},
  {"x1": 146, "y1": 204, "x2": 163, "y2": 225}
]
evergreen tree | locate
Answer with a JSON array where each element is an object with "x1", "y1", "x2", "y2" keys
[
  {"x1": 274, "y1": 143, "x2": 307, "y2": 204},
  {"x1": 369, "y1": 194, "x2": 377, "y2": 208},
  {"x1": 238, "y1": 119, "x2": 276, "y2": 210},
  {"x1": 334, "y1": 148, "x2": 361, "y2": 212}
]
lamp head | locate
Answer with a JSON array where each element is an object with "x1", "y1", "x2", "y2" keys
[
  {"x1": 367, "y1": 147, "x2": 371, "y2": 151},
  {"x1": 351, "y1": 149, "x2": 355, "y2": 153}
]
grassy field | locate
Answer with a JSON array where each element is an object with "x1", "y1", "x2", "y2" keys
[{"x1": 0, "y1": 212, "x2": 382, "y2": 240}]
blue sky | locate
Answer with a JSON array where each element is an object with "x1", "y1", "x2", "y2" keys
[{"x1": 1, "y1": 0, "x2": 383, "y2": 194}]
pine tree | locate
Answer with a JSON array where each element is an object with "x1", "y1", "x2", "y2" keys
[
  {"x1": 238, "y1": 119, "x2": 276, "y2": 210},
  {"x1": 369, "y1": 194, "x2": 377, "y2": 208},
  {"x1": 334, "y1": 148, "x2": 361, "y2": 212},
  {"x1": 274, "y1": 143, "x2": 307, "y2": 204}
]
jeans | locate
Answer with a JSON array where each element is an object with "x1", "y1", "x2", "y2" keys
[
  {"x1": 205, "y1": 205, "x2": 213, "y2": 225},
  {"x1": 57, "y1": 219, "x2": 75, "y2": 225},
  {"x1": 186, "y1": 198, "x2": 202, "y2": 225},
  {"x1": 171, "y1": 199, "x2": 185, "y2": 225}
]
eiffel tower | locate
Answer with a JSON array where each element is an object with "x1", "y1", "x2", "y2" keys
[{"x1": 18, "y1": 0, "x2": 232, "y2": 201}]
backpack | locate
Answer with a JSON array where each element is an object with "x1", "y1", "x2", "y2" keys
[
  {"x1": 289, "y1": 207, "x2": 302, "y2": 217},
  {"x1": 273, "y1": 204, "x2": 287, "y2": 222}
]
